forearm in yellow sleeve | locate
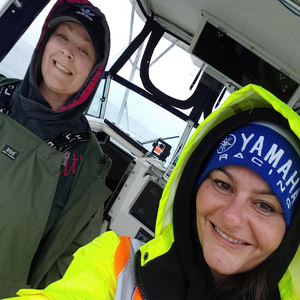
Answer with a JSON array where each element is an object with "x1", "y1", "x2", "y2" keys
[{"x1": 4, "y1": 231, "x2": 120, "y2": 300}]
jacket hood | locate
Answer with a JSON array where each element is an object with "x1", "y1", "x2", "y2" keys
[
  {"x1": 16, "y1": 0, "x2": 110, "y2": 120},
  {"x1": 146, "y1": 84, "x2": 300, "y2": 298}
]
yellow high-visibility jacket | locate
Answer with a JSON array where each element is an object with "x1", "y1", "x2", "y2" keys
[{"x1": 7, "y1": 84, "x2": 300, "y2": 299}]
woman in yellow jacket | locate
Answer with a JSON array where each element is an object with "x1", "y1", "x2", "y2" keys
[{"x1": 7, "y1": 84, "x2": 300, "y2": 300}]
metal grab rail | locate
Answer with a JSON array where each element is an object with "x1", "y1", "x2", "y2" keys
[{"x1": 0, "y1": 0, "x2": 22, "y2": 18}]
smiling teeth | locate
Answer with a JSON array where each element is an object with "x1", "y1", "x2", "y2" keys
[
  {"x1": 215, "y1": 226, "x2": 244, "y2": 244},
  {"x1": 56, "y1": 62, "x2": 71, "y2": 74}
]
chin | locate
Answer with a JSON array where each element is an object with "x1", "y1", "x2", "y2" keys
[{"x1": 203, "y1": 251, "x2": 241, "y2": 278}]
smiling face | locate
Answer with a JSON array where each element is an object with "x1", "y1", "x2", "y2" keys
[
  {"x1": 39, "y1": 21, "x2": 97, "y2": 111},
  {"x1": 196, "y1": 165, "x2": 286, "y2": 282}
]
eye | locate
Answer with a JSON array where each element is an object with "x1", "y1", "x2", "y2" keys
[
  {"x1": 213, "y1": 179, "x2": 232, "y2": 193},
  {"x1": 255, "y1": 201, "x2": 275, "y2": 214},
  {"x1": 58, "y1": 33, "x2": 68, "y2": 41},
  {"x1": 79, "y1": 48, "x2": 88, "y2": 55},
  {"x1": 208, "y1": 170, "x2": 234, "y2": 194}
]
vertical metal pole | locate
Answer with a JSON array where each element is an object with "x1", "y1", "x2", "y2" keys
[
  {"x1": 99, "y1": 74, "x2": 112, "y2": 119},
  {"x1": 116, "y1": 43, "x2": 144, "y2": 128},
  {"x1": 163, "y1": 119, "x2": 195, "y2": 180}
]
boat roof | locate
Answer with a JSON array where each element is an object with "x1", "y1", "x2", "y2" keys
[{"x1": 136, "y1": 0, "x2": 300, "y2": 81}]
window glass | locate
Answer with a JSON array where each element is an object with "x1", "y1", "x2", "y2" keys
[
  {"x1": 86, "y1": 80, "x2": 105, "y2": 117},
  {"x1": 104, "y1": 80, "x2": 189, "y2": 167},
  {"x1": 148, "y1": 33, "x2": 202, "y2": 100},
  {"x1": 0, "y1": 0, "x2": 54, "y2": 78},
  {"x1": 117, "y1": 38, "x2": 148, "y2": 89},
  {"x1": 115, "y1": 32, "x2": 203, "y2": 102}
]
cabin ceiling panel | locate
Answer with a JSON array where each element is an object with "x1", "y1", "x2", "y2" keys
[{"x1": 145, "y1": 0, "x2": 300, "y2": 80}]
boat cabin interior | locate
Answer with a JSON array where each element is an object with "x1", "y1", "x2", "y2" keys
[{"x1": 1, "y1": 0, "x2": 300, "y2": 242}]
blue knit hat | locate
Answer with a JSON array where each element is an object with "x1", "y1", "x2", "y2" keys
[{"x1": 196, "y1": 122, "x2": 300, "y2": 227}]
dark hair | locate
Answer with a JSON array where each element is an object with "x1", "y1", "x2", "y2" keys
[{"x1": 209, "y1": 262, "x2": 274, "y2": 300}]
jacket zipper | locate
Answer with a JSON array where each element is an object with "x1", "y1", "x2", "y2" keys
[{"x1": 134, "y1": 251, "x2": 148, "y2": 300}]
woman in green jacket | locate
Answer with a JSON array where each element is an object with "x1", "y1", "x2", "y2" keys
[
  {"x1": 8, "y1": 84, "x2": 300, "y2": 300},
  {"x1": 0, "y1": 0, "x2": 111, "y2": 297}
]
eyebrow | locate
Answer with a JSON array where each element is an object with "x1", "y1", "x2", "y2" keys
[{"x1": 214, "y1": 167, "x2": 276, "y2": 196}]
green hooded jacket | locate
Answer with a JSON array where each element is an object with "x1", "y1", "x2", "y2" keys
[
  {"x1": 0, "y1": 0, "x2": 111, "y2": 297},
  {"x1": 0, "y1": 110, "x2": 111, "y2": 296}
]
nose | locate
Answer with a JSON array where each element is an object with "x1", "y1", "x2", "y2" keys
[
  {"x1": 222, "y1": 196, "x2": 248, "y2": 227},
  {"x1": 61, "y1": 47, "x2": 74, "y2": 60}
]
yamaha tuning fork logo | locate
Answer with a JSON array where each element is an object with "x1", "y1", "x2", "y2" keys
[{"x1": 217, "y1": 134, "x2": 236, "y2": 154}]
